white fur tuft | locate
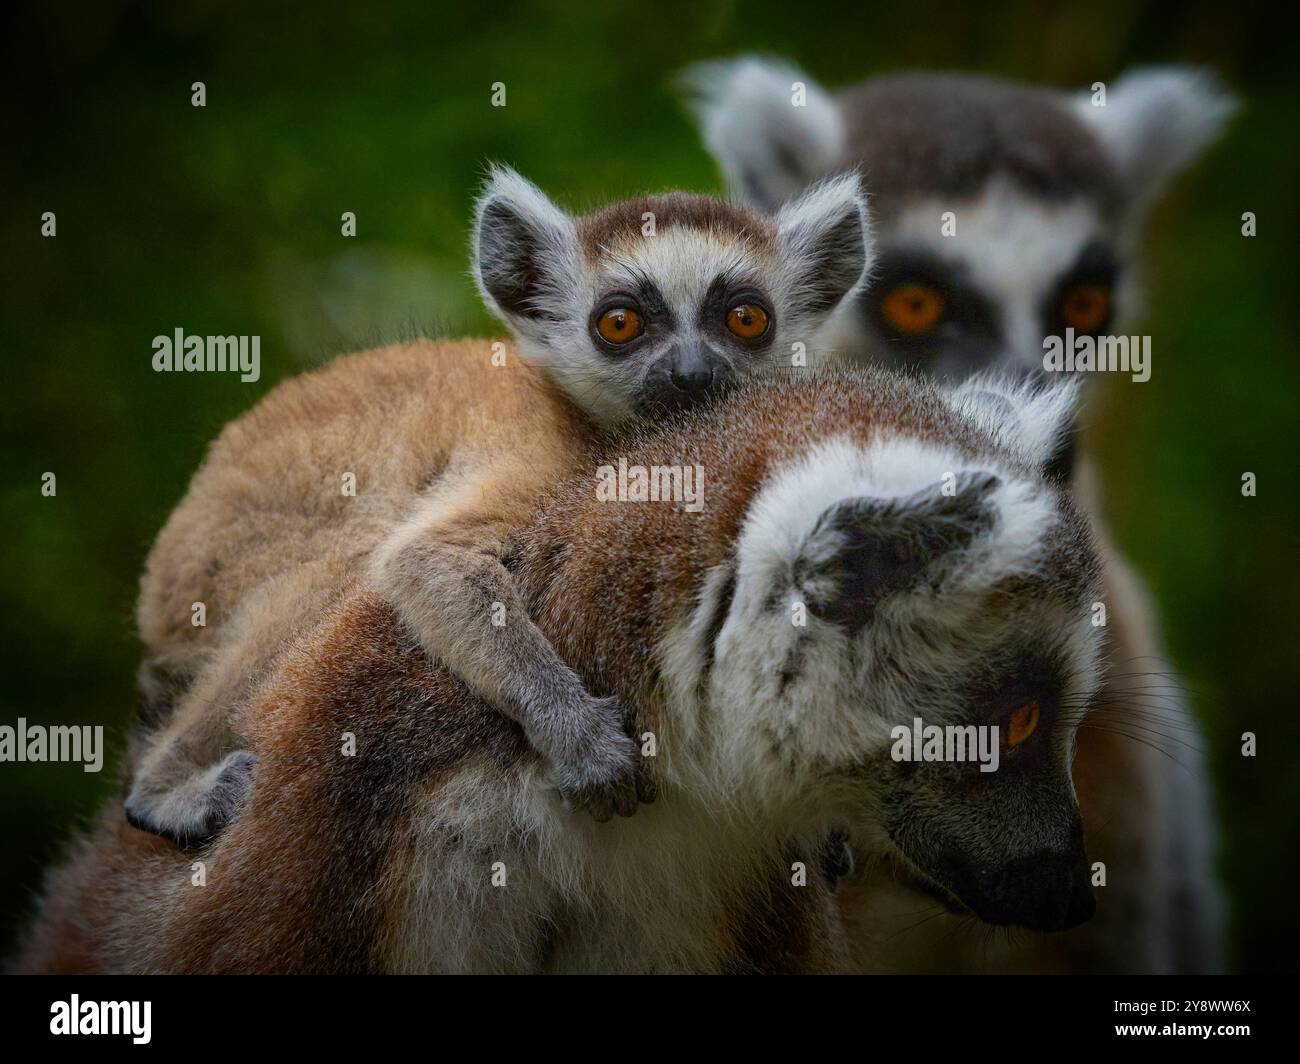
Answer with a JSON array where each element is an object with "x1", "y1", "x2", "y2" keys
[
  {"x1": 948, "y1": 372, "x2": 1081, "y2": 471},
  {"x1": 680, "y1": 57, "x2": 846, "y2": 211},
  {"x1": 775, "y1": 172, "x2": 873, "y2": 326},
  {"x1": 1070, "y1": 66, "x2": 1238, "y2": 214}
]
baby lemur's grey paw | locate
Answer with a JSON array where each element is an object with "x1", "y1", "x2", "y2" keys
[
  {"x1": 124, "y1": 750, "x2": 258, "y2": 846},
  {"x1": 546, "y1": 695, "x2": 647, "y2": 823}
]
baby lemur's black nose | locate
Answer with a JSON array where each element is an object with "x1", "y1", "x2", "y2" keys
[
  {"x1": 666, "y1": 343, "x2": 722, "y2": 399},
  {"x1": 669, "y1": 364, "x2": 715, "y2": 395}
]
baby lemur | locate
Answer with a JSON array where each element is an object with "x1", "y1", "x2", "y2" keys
[{"x1": 125, "y1": 166, "x2": 870, "y2": 842}]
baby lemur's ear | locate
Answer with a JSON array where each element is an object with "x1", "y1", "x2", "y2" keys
[
  {"x1": 796, "y1": 472, "x2": 1000, "y2": 628},
  {"x1": 947, "y1": 374, "x2": 1081, "y2": 478},
  {"x1": 473, "y1": 166, "x2": 581, "y2": 331},
  {"x1": 775, "y1": 172, "x2": 872, "y2": 320}
]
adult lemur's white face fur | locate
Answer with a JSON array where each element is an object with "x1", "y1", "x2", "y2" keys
[
  {"x1": 472, "y1": 166, "x2": 870, "y2": 425},
  {"x1": 684, "y1": 60, "x2": 1235, "y2": 379}
]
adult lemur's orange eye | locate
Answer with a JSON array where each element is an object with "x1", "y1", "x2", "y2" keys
[
  {"x1": 596, "y1": 307, "x2": 644, "y2": 345},
  {"x1": 726, "y1": 303, "x2": 770, "y2": 340},
  {"x1": 1006, "y1": 700, "x2": 1041, "y2": 748},
  {"x1": 1059, "y1": 283, "x2": 1111, "y2": 333},
  {"x1": 880, "y1": 283, "x2": 944, "y2": 335}
]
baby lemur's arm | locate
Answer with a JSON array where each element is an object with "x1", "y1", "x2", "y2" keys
[{"x1": 369, "y1": 462, "x2": 642, "y2": 819}]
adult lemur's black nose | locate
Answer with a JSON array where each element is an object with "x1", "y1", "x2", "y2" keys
[{"x1": 964, "y1": 849, "x2": 1096, "y2": 931}]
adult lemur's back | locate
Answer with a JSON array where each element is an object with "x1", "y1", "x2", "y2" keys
[{"x1": 684, "y1": 57, "x2": 1234, "y2": 972}]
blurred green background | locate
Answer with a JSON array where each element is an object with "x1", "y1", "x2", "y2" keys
[{"x1": 3, "y1": 0, "x2": 1296, "y2": 970}]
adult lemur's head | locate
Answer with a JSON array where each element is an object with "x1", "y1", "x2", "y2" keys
[
  {"x1": 517, "y1": 370, "x2": 1102, "y2": 932},
  {"x1": 683, "y1": 59, "x2": 1236, "y2": 379},
  {"x1": 472, "y1": 166, "x2": 870, "y2": 425}
]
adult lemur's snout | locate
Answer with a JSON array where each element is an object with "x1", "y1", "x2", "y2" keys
[
  {"x1": 883, "y1": 745, "x2": 1098, "y2": 933},
  {"x1": 949, "y1": 834, "x2": 1095, "y2": 931}
]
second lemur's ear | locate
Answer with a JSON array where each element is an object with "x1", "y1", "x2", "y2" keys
[
  {"x1": 775, "y1": 172, "x2": 872, "y2": 321},
  {"x1": 1070, "y1": 67, "x2": 1238, "y2": 218},
  {"x1": 679, "y1": 57, "x2": 846, "y2": 212},
  {"x1": 473, "y1": 166, "x2": 581, "y2": 332},
  {"x1": 948, "y1": 374, "x2": 1081, "y2": 478}
]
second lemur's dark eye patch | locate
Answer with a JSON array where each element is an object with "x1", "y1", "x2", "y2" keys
[
  {"x1": 868, "y1": 252, "x2": 999, "y2": 347},
  {"x1": 1046, "y1": 241, "x2": 1118, "y2": 337}
]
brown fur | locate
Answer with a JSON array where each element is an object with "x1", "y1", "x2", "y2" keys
[
  {"x1": 137, "y1": 337, "x2": 584, "y2": 676},
  {"x1": 578, "y1": 192, "x2": 776, "y2": 258},
  {"x1": 20, "y1": 590, "x2": 532, "y2": 973},
  {"x1": 124, "y1": 337, "x2": 646, "y2": 838}
]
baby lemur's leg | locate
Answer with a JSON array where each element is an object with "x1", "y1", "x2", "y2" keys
[
  {"x1": 125, "y1": 559, "x2": 353, "y2": 843},
  {"x1": 369, "y1": 467, "x2": 645, "y2": 822},
  {"x1": 125, "y1": 655, "x2": 261, "y2": 845}
]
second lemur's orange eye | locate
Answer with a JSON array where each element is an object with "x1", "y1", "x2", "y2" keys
[
  {"x1": 726, "y1": 303, "x2": 770, "y2": 340},
  {"x1": 1006, "y1": 700, "x2": 1041, "y2": 748},
  {"x1": 596, "y1": 307, "x2": 644, "y2": 345},
  {"x1": 1059, "y1": 283, "x2": 1111, "y2": 333},
  {"x1": 880, "y1": 283, "x2": 944, "y2": 335}
]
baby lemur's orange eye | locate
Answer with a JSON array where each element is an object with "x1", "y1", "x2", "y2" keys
[
  {"x1": 596, "y1": 307, "x2": 644, "y2": 345},
  {"x1": 726, "y1": 303, "x2": 770, "y2": 340},
  {"x1": 880, "y1": 283, "x2": 944, "y2": 335},
  {"x1": 1006, "y1": 700, "x2": 1041, "y2": 748},
  {"x1": 1059, "y1": 283, "x2": 1111, "y2": 333}
]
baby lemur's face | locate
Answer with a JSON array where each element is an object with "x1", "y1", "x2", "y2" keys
[{"x1": 473, "y1": 167, "x2": 870, "y2": 426}]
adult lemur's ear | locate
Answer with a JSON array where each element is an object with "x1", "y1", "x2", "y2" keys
[
  {"x1": 796, "y1": 473, "x2": 1000, "y2": 627},
  {"x1": 679, "y1": 56, "x2": 846, "y2": 212},
  {"x1": 948, "y1": 374, "x2": 1081, "y2": 479},
  {"x1": 472, "y1": 166, "x2": 580, "y2": 331},
  {"x1": 1070, "y1": 67, "x2": 1238, "y2": 219},
  {"x1": 776, "y1": 172, "x2": 872, "y2": 320}
]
